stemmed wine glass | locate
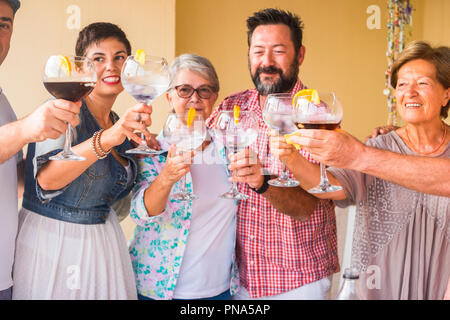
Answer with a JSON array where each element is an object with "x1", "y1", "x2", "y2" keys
[
  {"x1": 293, "y1": 90, "x2": 343, "y2": 193},
  {"x1": 263, "y1": 93, "x2": 300, "y2": 187},
  {"x1": 121, "y1": 54, "x2": 170, "y2": 155},
  {"x1": 212, "y1": 110, "x2": 259, "y2": 200},
  {"x1": 163, "y1": 112, "x2": 207, "y2": 201},
  {"x1": 43, "y1": 55, "x2": 97, "y2": 161}
]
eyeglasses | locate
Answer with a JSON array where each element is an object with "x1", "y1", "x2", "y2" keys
[{"x1": 173, "y1": 84, "x2": 215, "y2": 99}]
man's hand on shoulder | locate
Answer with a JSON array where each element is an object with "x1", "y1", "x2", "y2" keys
[{"x1": 365, "y1": 124, "x2": 399, "y2": 142}]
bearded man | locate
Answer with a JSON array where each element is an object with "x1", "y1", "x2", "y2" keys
[{"x1": 206, "y1": 8, "x2": 339, "y2": 300}]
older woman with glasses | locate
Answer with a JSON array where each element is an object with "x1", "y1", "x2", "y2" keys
[
  {"x1": 269, "y1": 41, "x2": 450, "y2": 300},
  {"x1": 128, "y1": 54, "x2": 238, "y2": 300}
]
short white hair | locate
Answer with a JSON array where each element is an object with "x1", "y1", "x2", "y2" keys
[{"x1": 169, "y1": 53, "x2": 219, "y2": 92}]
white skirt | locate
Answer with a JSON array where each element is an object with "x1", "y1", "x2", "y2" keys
[{"x1": 12, "y1": 207, "x2": 137, "y2": 300}]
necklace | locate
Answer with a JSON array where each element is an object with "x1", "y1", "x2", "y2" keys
[{"x1": 404, "y1": 121, "x2": 447, "y2": 155}]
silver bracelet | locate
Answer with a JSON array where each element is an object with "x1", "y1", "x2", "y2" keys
[{"x1": 91, "y1": 130, "x2": 108, "y2": 160}]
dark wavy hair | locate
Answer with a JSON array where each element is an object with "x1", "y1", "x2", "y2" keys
[
  {"x1": 75, "y1": 22, "x2": 131, "y2": 57},
  {"x1": 246, "y1": 8, "x2": 304, "y2": 56},
  {"x1": 390, "y1": 40, "x2": 450, "y2": 119}
]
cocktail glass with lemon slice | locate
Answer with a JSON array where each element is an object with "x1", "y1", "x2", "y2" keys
[
  {"x1": 262, "y1": 93, "x2": 300, "y2": 187},
  {"x1": 121, "y1": 50, "x2": 170, "y2": 155},
  {"x1": 43, "y1": 55, "x2": 97, "y2": 161},
  {"x1": 162, "y1": 109, "x2": 206, "y2": 201},
  {"x1": 212, "y1": 109, "x2": 259, "y2": 200},
  {"x1": 292, "y1": 89, "x2": 343, "y2": 193}
]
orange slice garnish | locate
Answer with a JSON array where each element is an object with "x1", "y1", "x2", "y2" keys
[
  {"x1": 284, "y1": 132, "x2": 302, "y2": 150},
  {"x1": 134, "y1": 49, "x2": 146, "y2": 65},
  {"x1": 292, "y1": 89, "x2": 320, "y2": 106},
  {"x1": 233, "y1": 105, "x2": 240, "y2": 125},
  {"x1": 58, "y1": 55, "x2": 71, "y2": 76},
  {"x1": 187, "y1": 107, "x2": 196, "y2": 127}
]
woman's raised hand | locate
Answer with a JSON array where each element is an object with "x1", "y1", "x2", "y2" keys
[
  {"x1": 101, "y1": 103, "x2": 153, "y2": 149},
  {"x1": 160, "y1": 145, "x2": 195, "y2": 187},
  {"x1": 290, "y1": 129, "x2": 365, "y2": 169}
]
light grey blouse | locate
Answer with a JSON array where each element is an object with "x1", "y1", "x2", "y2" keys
[{"x1": 329, "y1": 131, "x2": 449, "y2": 300}]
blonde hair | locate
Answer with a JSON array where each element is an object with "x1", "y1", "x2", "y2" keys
[{"x1": 390, "y1": 40, "x2": 450, "y2": 118}]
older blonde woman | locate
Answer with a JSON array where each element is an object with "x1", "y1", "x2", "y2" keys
[{"x1": 268, "y1": 41, "x2": 450, "y2": 299}]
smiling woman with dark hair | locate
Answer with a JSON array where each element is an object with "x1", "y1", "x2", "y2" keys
[{"x1": 12, "y1": 22, "x2": 154, "y2": 300}]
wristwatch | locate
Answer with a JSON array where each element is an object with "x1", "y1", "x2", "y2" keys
[{"x1": 250, "y1": 174, "x2": 270, "y2": 194}]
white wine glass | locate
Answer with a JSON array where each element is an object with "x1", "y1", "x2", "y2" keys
[
  {"x1": 122, "y1": 54, "x2": 170, "y2": 155},
  {"x1": 212, "y1": 110, "x2": 259, "y2": 200},
  {"x1": 263, "y1": 93, "x2": 300, "y2": 187},
  {"x1": 163, "y1": 112, "x2": 206, "y2": 201},
  {"x1": 293, "y1": 90, "x2": 343, "y2": 193}
]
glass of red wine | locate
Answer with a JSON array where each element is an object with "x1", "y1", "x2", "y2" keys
[
  {"x1": 43, "y1": 55, "x2": 97, "y2": 161},
  {"x1": 293, "y1": 91, "x2": 343, "y2": 193}
]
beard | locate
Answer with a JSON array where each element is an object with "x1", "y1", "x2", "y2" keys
[{"x1": 250, "y1": 58, "x2": 299, "y2": 96}]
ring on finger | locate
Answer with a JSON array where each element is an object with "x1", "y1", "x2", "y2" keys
[{"x1": 136, "y1": 113, "x2": 142, "y2": 122}]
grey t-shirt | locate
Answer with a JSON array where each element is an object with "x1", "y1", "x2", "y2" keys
[
  {"x1": 0, "y1": 88, "x2": 23, "y2": 290},
  {"x1": 328, "y1": 131, "x2": 450, "y2": 300}
]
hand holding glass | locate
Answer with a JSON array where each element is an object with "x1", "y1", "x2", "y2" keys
[
  {"x1": 263, "y1": 93, "x2": 300, "y2": 187},
  {"x1": 213, "y1": 111, "x2": 259, "y2": 200},
  {"x1": 43, "y1": 55, "x2": 97, "y2": 161},
  {"x1": 163, "y1": 112, "x2": 206, "y2": 201},
  {"x1": 122, "y1": 55, "x2": 170, "y2": 155},
  {"x1": 293, "y1": 91, "x2": 343, "y2": 193}
]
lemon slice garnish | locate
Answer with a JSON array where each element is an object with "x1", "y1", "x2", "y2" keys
[
  {"x1": 292, "y1": 89, "x2": 320, "y2": 106},
  {"x1": 134, "y1": 49, "x2": 146, "y2": 65},
  {"x1": 58, "y1": 55, "x2": 71, "y2": 76},
  {"x1": 187, "y1": 107, "x2": 196, "y2": 127},
  {"x1": 233, "y1": 105, "x2": 240, "y2": 125},
  {"x1": 284, "y1": 132, "x2": 302, "y2": 150}
]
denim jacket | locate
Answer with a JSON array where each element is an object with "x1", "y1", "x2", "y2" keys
[{"x1": 22, "y1": 101, "x2": 138, "y2": 225}]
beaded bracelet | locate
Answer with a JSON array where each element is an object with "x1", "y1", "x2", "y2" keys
[
  {"x1": 91, "y1": 130, "x2": 110, "y2": 160},
  {"x1": 91, "y1": 131, "x2": 106, "y2": 160},
  {"x1": 96, "y1": 129, "x2": 111, "y2": 157}
]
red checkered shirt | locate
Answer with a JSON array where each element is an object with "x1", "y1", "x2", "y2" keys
[{"x1": 206, "y1": 80, "x2": 340, "y2": 298}]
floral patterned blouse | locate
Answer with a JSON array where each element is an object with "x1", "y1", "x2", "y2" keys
[{"x1": 128, "y1": 132, "x2": 240, "y2": 299}]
